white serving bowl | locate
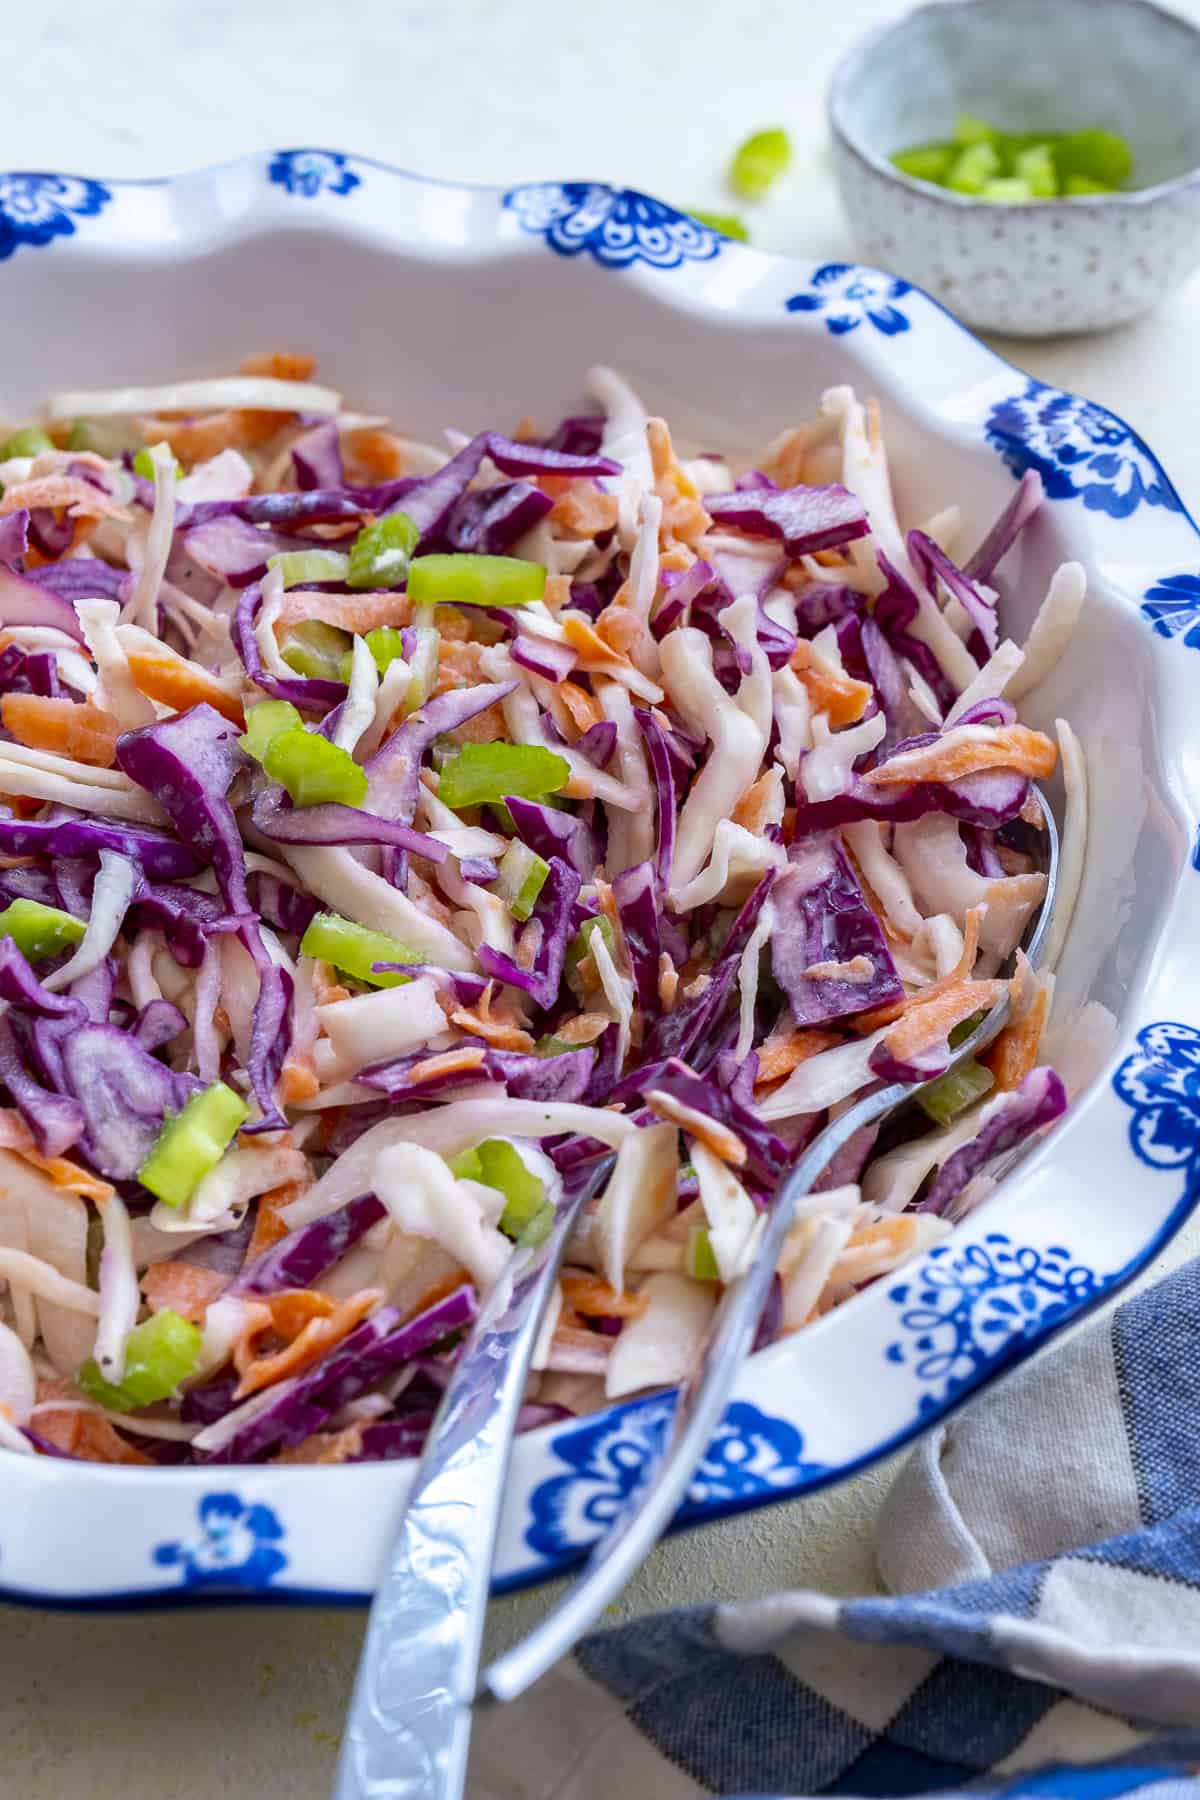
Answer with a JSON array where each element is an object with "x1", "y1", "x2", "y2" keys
[
  {"x1": 828, "y1": 0, "x2": 1200, "y2": 336},
  {"x1": 0, "y1": 156, "x2": 1198, "y2": 1607}
]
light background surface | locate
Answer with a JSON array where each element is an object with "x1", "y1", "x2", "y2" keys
[{"x1": 3, "y1": 2, "x2": 1200, "y2": 1792}]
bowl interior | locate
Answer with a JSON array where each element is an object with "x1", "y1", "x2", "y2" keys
[{"x1": 834, "y1": 0, "x2": 1200, "y2": 189}]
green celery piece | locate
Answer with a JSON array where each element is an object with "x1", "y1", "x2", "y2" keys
[
  {"x1": 67, "y1": 421, "x2": 94, "y2": 452},
  {"x1": 77, "y1": 1310, "x2": 203, "y2": 1410},
  {"x1": 1015, "y1": 143, "x2": 1059, "y2": 197},
  {"x1": 947, "y1": 141, "x2": 1001, "y2": 193},
  {"x1": 1064, "y1": 172, "x2": 1114, "y2": 196},
  {"x1": 132, "y1": 445, "x2": 182, "y2": 482},
  {"x1": 980, "y1": 177, "x2": 1036, "y2": 203},
  {"x1": 447, "y1": 1146, "x2": 484, "y2": 1182},
  {"x1": 496, "y1": 841, "x2": 550, "y2": 921},
  {"x1": 239, "y1": 699, "x2": 303, "y2": 764},
  {"x1": 535, "y1": 1034, "x2": 580, "y2": 1058},
  {"x1": 918, "y1": 1058, "x2": 995, "y2": 1127},
  {"x1": 730, "y1": 126, "x2": 792, "y2": 199},
  {"x1": 688, "y1": 208, "x2": 750, "y2": 241},
  {"x1": 953, "y1": 112, "x2": 998, "y2": 147},
  {"x1": 1, "y1": 426, "x2": 53, "y2": 459},
  {"x1": 949, "y1": 1010, "x2": 988, "y2": 1049},
  {"x1": 340, "y1": 626, "x2": 411, "y2": 683},
  {"x1": 687, "y1": 1225, "x2": 721, "y2": 1282},
  {"x1": 269, "y1": 548, "x2": 350, "y2": 587},
  {"x1": 280, "y1": 619, "x2": 353, "y2": 681},
  {"x1": 298, "y1": 911, "x2": 421, "y2": 987},
  {"x1": 565, "y1": 915, "x2": 616, "y2": 999},
  {"x1": 517, "y1": 1200, "x2": 556, "y2": 1248},
  {"x1": 472, "y1": 1138, "x2": 546, "y2": 1239},
  {"x1": 408, "y1": 554, "x2": 546, "y2": 609},
  {"x1": 262, "y1": 727, "x2": 367, "y2": 808},
  {"x1": 0, "y1": 898, "x2": 84, "y2": 961},
  {"x1": 347, "y1": 512, "x2": 420, "y2": 590},
  {"x1": 891, "y1": 142, "x2": 956, "y2": 184},
  {"x1": 1056, "y1": 128, "x2": 1132, "y2": 189},
  {"x1": 437, "y1": 742, "x2": 569, "y2": 810},
  {"x1": 137, "y1": 1083, "x2": 249, "y2": 1209}
]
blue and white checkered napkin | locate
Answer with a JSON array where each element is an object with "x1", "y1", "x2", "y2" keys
[{"x1": 471, "y1": 1259, "x2": 1200, "y2": 1800}]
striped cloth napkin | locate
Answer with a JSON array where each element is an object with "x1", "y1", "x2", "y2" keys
[{"x1": 471, "y1": 1257, "x2": 1200, "y2": 1800}]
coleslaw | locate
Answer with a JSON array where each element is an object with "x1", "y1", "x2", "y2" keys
[{"x1": 0, "y1": 353, "x2": 1087, "y2": 1467}]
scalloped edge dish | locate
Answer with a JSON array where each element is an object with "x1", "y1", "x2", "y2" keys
[{"x1": 0, "y1": 151, "x2": 1198, "y2": 1608}]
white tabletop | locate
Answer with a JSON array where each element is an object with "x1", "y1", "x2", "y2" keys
[{"x1": 4, "y1": 2, "x2": 1200, "y2": 1793}]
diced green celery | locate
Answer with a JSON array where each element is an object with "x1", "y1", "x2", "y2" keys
[
  {"x1": 949, "y1": 1010, "x2": 988, "y2": 1049},
  {"x1": 0, "y1": 426, "x2": 53, "y2": 460},
  {"x1": 77, "y1": 1310, "x2": 203, "y2": 1410},
  {"x1": 1015, "y1": 143, "x2": 1059, "y2": 197},
  {"x1": 239, "y1": 699, "x2": 303, "y2": 764},
  {"x1": 437, "y1": 742, "x2": 569, "y2": 810},
  {"x1": 408, "y1": 553, "x2": 546, "y2": 609},
  {"x1": 730, "y1": 126, "x2": 792, "y2": 198},
  {"x1": 688, "y1": 208, "x2": 750, "y2": 241},
  {"x1": 953, "y1": 112, "x2": 999, "y2": 147},
  {"x1": 280, "y1": 619, "x2": 353, "y2": 681},
  {"x1": 947, "y1": 141, "x2": 1001, "y2": 193},
  {"x1": 298, "y1": 912, "x2": 421, "y2": 987},
  {"x1": 918, "y1": 1058, "x2": 995, "y2": 1127},
  {"x1": 269, "y1": 548, "x2": 350, "y2": 587},
  {"x1": 447, "y1": 1146, "x2": 484, "y2": 1182},
  {"x1": 132, "y1": 444, "x2": 182, "y2": 482},
  {"x1": 686, "y1": 1225, "x2": 721, "y2": 1282},
  {"x1": 891, "y1": 142, "x2": 957, "y2": 184},
  {"x1": 495, "y1": 841, "x2": 550, "y2": 921},
  {"x1": 341, "y1": 626, "x2": 410, "y2": 683},
  {"x1": 1055, "y1": 128, "x2": 1133, "y2": 189},
  {"x1": 67, "y1": 421, "x2": 94, "y2": 452},
  {"x1": 137, "y1": 1082, "x2": 249, "y2": 1209},
  {"x1": 0, "y1": 898, "x2": 85, "y2": 961},
  {"x1": 474, "y1": 1139, "x2": 547, "y2": 1239},
  {"x1": 516, "y1": 1200, "x2": 556, "y2": 1249},
  {"x1": 262, "y1": 727, "x2": 367, "y2": 807},
  {"x1": 980, "y1": 177, "x2": 1035, "y2": 203},
  {"x1": 535, "y1": 1034, "x2": 580, "y2": 1058},
  {"x1": 1064, "y1": 172, "x2": 1114, "y2": 195},
  {"x1": 347, "y1": 512, "x2": 420, "y2": 590},
  {"x1": 565, "y1": 915, "x2": 615, "y2": 999}
]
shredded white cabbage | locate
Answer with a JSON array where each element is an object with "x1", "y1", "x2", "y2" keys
[
  {"x1": 46, "y1": 376, "x2": 342, "y2": 421},
  {"x1": 91, "y1": 1192, "x2": 138, "y2": 1385},
  {"x1": 1006, "y1": 562, "x2": 1087, "y2": 701},
  {"x1": 892, "y1": 813, "x2": 1046, "y2": 962},
  {"x1": 943, "y1": 639, "x2": 1026, "y2": 726},
  {"x1": 592, "y1": 1123, "x2": 678, "y2": 1292},
  {"x1": 605, "y1": 1272, "x2": 715, "y2": 1398},
  {"x1": 736, "y1": 898, "x2": 776, "y2": 1062},
  {"x1": 660, "y1": 625, "x2": 770, "y2": 896},
  {"x1": 43, "y1": 849, "x2": 136, "y2": 992},
  {"x1": 1038, "y1": 718, "x2": 1088, "y2": 975},
  {"x1": 841, "y1": 821, "x2": 922, "y2": 938},
  {"x1": 589, "y1": 364, "x2": 652, "y2": 550},
  {"x1": 333, "y1": 634, "x2": 380, "y2": 754},
  {"x1": 373, "y1": 1142, "x2": 510, "y2": 1290},
  {"x1": 693, "y1": 1143, "x2": 758, "y2": 1282},
  {"x1": 756, "y1": 1028, "x2": 889, "y2": 1122},
  {"x1": 126, "y1": 441, "x2": 177, "y2": 632},
  {"x1": 801, "y1": 710, "x2": 886, "y2": 804}
]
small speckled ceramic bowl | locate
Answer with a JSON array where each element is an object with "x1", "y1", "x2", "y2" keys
[{"x1": 829, "y1": 0, "x2": 1200, "y2": 336}]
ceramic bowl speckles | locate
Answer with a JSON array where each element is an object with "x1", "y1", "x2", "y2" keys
[
  {"x1": 0, "y1": 155, "x2": 1199, "y2": 1607},
  {"x1": 828, "y1": 0, "x2": 1200, "y2": 336}
]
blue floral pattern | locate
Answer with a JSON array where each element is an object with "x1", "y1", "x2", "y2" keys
[
  {"x1": 984, "y1": 378, "x2": 1182, "y2": 519},
  {"x1": 526, "y1": 1397, "x2": 824, "y2": 1558},
  {"x1": 886, "y1": 1234, "x2": 1102, "y2": 1413},
  {"x1": 0, "y1": 174, "x2": 110, "y2": 262},
  {"x1": 1141, "y1": 574, "x2": 1200, "y2": 650},
  {"x1": 503, "y1": 183, "x2": 721, "y2": 270},
  {"x1": 785, "y1": 262, "x2": 912, "y2": 336},
  {"x1": 153, "y1": 1492, "x2": 287, "y2": 1590},
  {"x1": 1113, "y1": 1021, "x2": 1200, "y2": 1175},
  {"x1": 268, "y1": 150, "x2": 360, "y2": 199}
]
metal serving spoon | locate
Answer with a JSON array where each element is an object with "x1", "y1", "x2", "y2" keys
[{"x1": 337, "y1": 792, "x2": 1058, "y2": 1795}]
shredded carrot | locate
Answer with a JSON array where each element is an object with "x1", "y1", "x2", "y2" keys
[
  {"x1": 0, "y1": 694, "x2": 121, "y2": 768},
  {"x1": 343, "y1": 427, "x2": 406, "y2": 481},
  {"x1": 555, "y1": 1011, "x2": 611, "y2": 1046},
  {"x1": 754, "y1": 1027, "x2": 842, "y2": 1087},
  {"x1": 658, "y1": 955, "x2": 678, "y2": 1012},
  {"x1": 140, "y1": 1260, "x2": 228, "y2": 1324},
  {"x1": 550, "y1": 483, "x2": 619, "y2": 536},
  {"x1": 878, "y1": 979, "x2": 1006, "y2": 1066},
  {"x1": 142, "y1": 410, "x2": 283, "y2": 463},
  {"x1": 312, "y1": 961, "x2": 352, "y2": 1006},
  {"x1": 125, "y1": 650, "x2": 245, "y2": 729},
  {"x1": 865, "y1": 724, "x2": 1058, "y2": 788},
  {"x1": 278, "y1": 589, "x2": 411, "y2": 632},
  {"x1": 245, "y1": 1180, "x2": 306, "y2": 1261},
  {"x1": 790, "y1": 640, "x2": 872, "y2": 728},
  {"x1": 558, "y1": 681, "x2": 603, "y2": 733},
  {"x1": 449, "y1": 982, "x2": 535, "y2": 1053},
  {"x1": 21, "y1": 1150, "x2": 114, "y2": 1201},
  {"x1": 560, "y1": 1273, "x2": 648, "y2": 1319},
  {"x1": 562, "y1": 612, "x2": 635, "y2": 670},
  {"x1": 647, "y1": 417, "x2": 712, "y2": 548},
  {"x1": 830, "y1": 1215, "x2": 920, "y2": 1286},
  {"x1": 275, "y1": 1426, "x2": 364, "y2": 1465},
  {"x1": 543, "y1": 574, "x2": 571, "y2": 612},
  {"x1": 240, "y1": 351, "x2": 318, "y2": 381},
  {"x1": 851, "y1": 906, "x2": 987, "y2": 1034},
  {"x1": 984, "y1": 983, "x2": 1051, "y2": 1092},
  {"x1": 234, "y1": 1289, "x2": 381, "y2": 1398},
  {"x1": 278, "y1": 1058, "x2": 320, "y2": 1105},
  {"x1": 596, "y1": 604, "x2": 645, "y2": 661},
  {"x1": 760, "y1": 427, "x2": 810, "y2": 489},
  {"x1": 405, "y1": 1271, "x2": 471, "y2": 1321},
  {"x1": 0, "y1": 476, "x2": 130, "y2": 523},
  {"x1": 33, "y1": 1379, "x2": 150, "y2": 1463},
  {"x1": 406, "y1": 1046, "x2": 488, "y2": 1084},
  {"x1": 732, "y1": 772, "x2": 779, "y2": 834},
  {"x1": 0, "y1": 1108, "x2": 33, "y2": 1150},
  {"x1": 645, "y1": 1089, "x2": 746, "y2": 1166}
]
